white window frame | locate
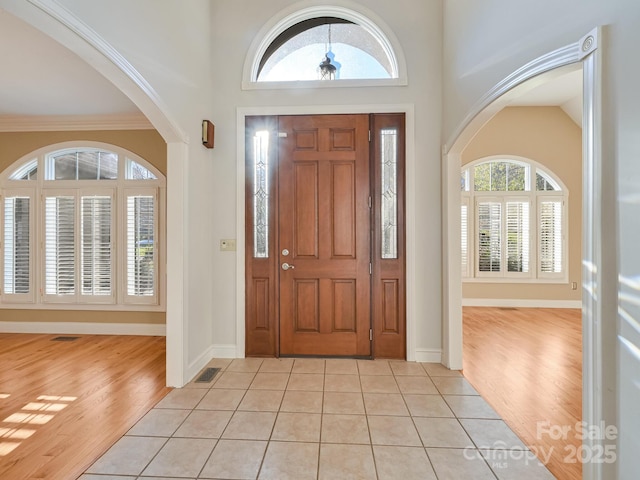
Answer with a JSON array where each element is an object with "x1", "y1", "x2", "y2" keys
[
  {"x1": 0, "y1": 141, "x2": 166, "y2": 311},
  {"x1": 462, "y1": 156, "x2": 568, "y2": 284},
  {"x1": 42, "y1": 187, "x2": 117, "y2": 305},
  {"x1": 474, "y1": 195, "x2": 533, "y2": 279}
]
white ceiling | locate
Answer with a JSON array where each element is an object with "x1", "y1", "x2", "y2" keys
[
  {"x1": 0, "y1": 8, "x2": 139, "y2": 118},
  {"x1": 506, "y1": 67, "x2": 583, "y2": 126},
  {"x1": 0, "y1": 9, "x2": 582, "y2": 129}
]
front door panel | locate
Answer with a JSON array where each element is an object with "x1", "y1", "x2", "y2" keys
[{"x1": 278, "y1": 114, "x2": 371, "y2": 356}]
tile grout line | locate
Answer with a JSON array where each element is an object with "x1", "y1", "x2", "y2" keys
[
  {"x1": 358, "y1": 361, "x2": 379, "y2": 480},
  {"x1": 186, "y1": 359, "x2": 228, "y2": 480},
  {"x1": 85, "y1": 359, "x2": 535, "y2": 480},
  {"x1": 421, "y1": 361, "x2": 462, "y2": 480},
  {"x1": 428, "y1": 363, "x2": 507, "y2": 480},
  {"x1": 200, "y1": 359, "x2": 260, "y2": 480},
  {"x1": 394, "y1": 367, "x2": 443, "y2": 480}
]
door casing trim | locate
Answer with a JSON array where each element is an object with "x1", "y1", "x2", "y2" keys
[{"x1": 237, "y1": 104, "x2": 416, "y2": 361}]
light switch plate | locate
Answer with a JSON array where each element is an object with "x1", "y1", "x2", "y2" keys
[{"x1": 220, "y1": 239, "x2": 236, "y2": 251}]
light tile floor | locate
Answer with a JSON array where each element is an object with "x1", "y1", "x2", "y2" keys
[{"x1": 80, "y1": 358, "x2": 555, "y2": 480}]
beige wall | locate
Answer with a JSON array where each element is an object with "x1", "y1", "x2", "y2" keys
[
  {"x1": 0, "y1": 129, "x2": 166, "y2": 175},
  {"x1": 2, "y1": 309, "x2": 165, "y2": 325},
  {"x1": 461, "y1": 106, "x2": 582, "y2": 303},
  {"x1": 0, "y1": 128, "x2": 166, "y2": 326}
]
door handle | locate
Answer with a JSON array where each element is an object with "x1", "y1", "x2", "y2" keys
[{"x1": 281, "y1": 262, "x2": 295, "y2": 270}]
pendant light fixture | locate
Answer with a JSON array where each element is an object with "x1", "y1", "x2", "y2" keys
[{"x1": 318, "y1": 23, "x2": 337, "y2": 80}]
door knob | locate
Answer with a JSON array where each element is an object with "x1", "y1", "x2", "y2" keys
[{"x1": 281, "y1": 262, "x2": 295, "y2": 270}]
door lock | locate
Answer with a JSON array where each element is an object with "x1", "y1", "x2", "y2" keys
[{"x1": 281, "y1": 262, "x2": 295, "y2": 270}]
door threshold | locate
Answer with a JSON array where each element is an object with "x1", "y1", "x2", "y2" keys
[{"x1": 279, "y1": 354, "x2": 373, "y2": 360}]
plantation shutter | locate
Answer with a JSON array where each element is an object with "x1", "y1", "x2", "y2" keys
[
  {"x1": 539, "y1": 199, "x2": 563, "y2": 275},
  {"x1": 125, "y1": 190, "x2": 157, "y2": 303},
  {"x1": 45, "y1": 195, "x2": 76, "y2": 296},
  {"x1": 3, "y1": 195, "x2": 32, "y2": 299},
  {"x1": 506, "y1": 200, "x2": 530, "y2": 273},
  {"x1": 81, "y1": 195, "x2": 112, "y2": 296},
  {"x1": 461, "y1": 198, "x2": 469, "y2": 277},
  {"x1": 477, "y1": 200, "x2": 501, "y2": 273}
]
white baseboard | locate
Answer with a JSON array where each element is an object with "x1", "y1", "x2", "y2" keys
[
  {"x1": 184, "y1": 344, "x2": 238, "y2": 385},
  {"x1": 212, "y1": 344, "x2": 239, "y2": 358},
  {"x1": 186, "y1": 345, "x2": 216, "y2": 384},
  {"x1": 414, "y1": 348, "x2": 442, "y2": 363},
  {"x1": 462, "y1": 298, "x2": 582, "y2": 308},
  {"x1": 0, "y1": 321, "x2": 166, "y2": 336}
]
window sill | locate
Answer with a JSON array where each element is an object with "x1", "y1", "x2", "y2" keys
[
  {"x1": 0, "y1": 302, "x2": 165, "y2": 312},
  {"x1": 242, "y1": 77, "x2": 408, "y2": 91},
  {"x1": 463, "y1": 277, "x2": 568, "y2": 284}
]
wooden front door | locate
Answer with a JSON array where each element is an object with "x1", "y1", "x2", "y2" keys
[
  {"x1": 278, "y1": 114, "x2": 371, "y2": 356},
  {"x1": 245, "y1": 113, "x2": 406, "y2": 359}
]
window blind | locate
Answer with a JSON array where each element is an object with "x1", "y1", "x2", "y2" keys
[
  {"x1": 45, "y1": 196, "x2": 75, "y2": 295},
  {"x1": 461, "y1": 201, "x2": 468, "y2": 277},
  {"x1": 3, "y1": 196, "x2": 30, "y2": 294},
  {"x1": 506, "y1": 201, "x2": 530, "y2": 273},
  {"x1": 539, "y1": 200, "x2": 563, "y2": 274},
  {"x1": 127, "y1": 195, "x2": 156, "y2": 297},
  {"x1": 81, "y1": 196, "x2": 112, "y2": 295},
  {"x1": 477, "y1": 201, "x2": 501, "y2": 272}
]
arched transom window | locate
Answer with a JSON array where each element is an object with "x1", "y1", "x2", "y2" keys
[
  {"x1": 246, "y1": 7, "x2": 406, "y2": 86},
  {"x1": 461, "y1": 157, "x2": 567, "y2": 281},
  {"x1": 1, "y1": 143, "x2": 165, "y2": 310}
]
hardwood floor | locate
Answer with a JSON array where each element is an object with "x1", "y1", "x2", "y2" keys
[
  {"x1": 463, "y1": 306, "x2": 582, "y2": 480},
  {"x1": 0, "y1": 334, "x2": 171, "y2": 480}
]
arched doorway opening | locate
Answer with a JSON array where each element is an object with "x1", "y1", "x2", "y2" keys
[
  {"x1": 442, "y1": 27, "x2": 604, "y2": 480},
  {"x1": 1, "y1": 1, "x2": 187, "y2": 386}
]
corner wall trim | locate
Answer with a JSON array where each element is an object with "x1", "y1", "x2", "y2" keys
[{"x1": 0, "y1": 321, "x2": 166, "y2": 336}]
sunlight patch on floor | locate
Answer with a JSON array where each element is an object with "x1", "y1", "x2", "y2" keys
[{"x1": 0, "y1": 395, "x2": 77, "y2": 456}]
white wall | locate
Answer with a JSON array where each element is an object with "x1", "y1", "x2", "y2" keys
[
  {"x1": 54, "y1": 0, "x2": 218, "y2": 382},
  {"x1": 444, "y1": 1, "x2": 640, "y2": 478},
  {"x1": 209, "y1": 0, "x2": 444, "y2": 360},
  {"x1": 48, "y1": 0, "x2": 444, "y2": 372}
]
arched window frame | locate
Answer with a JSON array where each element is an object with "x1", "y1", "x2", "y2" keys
[
  {"x1": 242, "y1": 5, "x2": 408, "y2": 89},
  {"x1": 461, "y1": 156, "x2": 568, "y2": 283},
  {"x1": 0, "y1": 141, "x2": 166, "y2": 311}
]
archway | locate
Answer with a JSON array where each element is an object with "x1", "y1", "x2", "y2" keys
[
  {"x1": 442, "y1": 27, "x2": 603, "y2": 480},
  {"x1": 0, "y1": 0, "x2": 188, "y2": 386}
]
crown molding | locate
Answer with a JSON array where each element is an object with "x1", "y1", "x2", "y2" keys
[{"x1": 0, "y1": 113, "x2": 155, "y2": 132}]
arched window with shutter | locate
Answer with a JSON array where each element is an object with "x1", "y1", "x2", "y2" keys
[
  {"x1": 1, "y1": 142, "x2": 165, "y2": 310},
  {"x1": 461, "y1": 157, "x2": 567, "y2": 281}
]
